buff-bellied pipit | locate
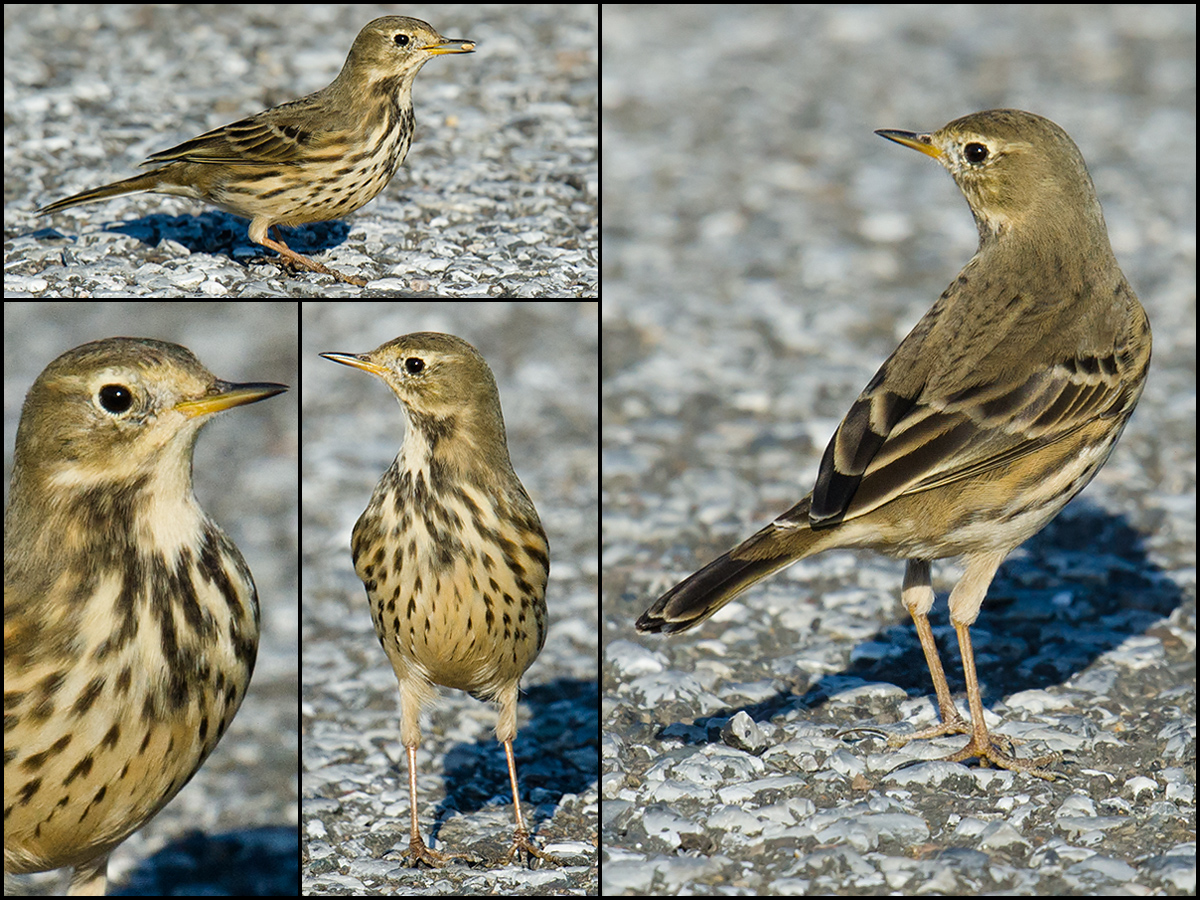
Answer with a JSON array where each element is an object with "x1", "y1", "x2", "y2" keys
[
  {"x1": 4, "y1": 338, "x2": 287, "y2": 894},
  {"x1": 637, "y1": 110, "x2": 1152, "y2": 779},
  {"x1": 321, "y1": 333, "x2": 558, "y2": 867},
  {"x1": 37, "y1": 17, "x2": 475, "y2": 287}
]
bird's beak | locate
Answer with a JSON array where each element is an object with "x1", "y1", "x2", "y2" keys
[
  {"x1": 876, "y1": 128, "x2": 943, "y2": 161},
  {"x1": 319, "y1": 352, "x2": 393, "y2": 378},
  {"x1": 423, "y1": 39, "x2": 475, "y2": 55},
  {"x1": 176, "y1": 382, "x2": 288, "y2": 418}
]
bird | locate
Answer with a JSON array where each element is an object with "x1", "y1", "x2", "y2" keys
[
  {"x1": 637, "y1": 109, "x2": 1152, "y2": 779},
  {"x1": 320, "y1": 333, "x2": 558, "y2": 866},
  {"x1": 37, "y1": 17, "x2": 475, "y2": 287},
  {"x1": 4, "y1": 337, "x2": 286, "y2": 894}
]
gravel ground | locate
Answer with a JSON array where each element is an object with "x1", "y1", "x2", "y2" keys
[
  {"x1": 7, "y1": 5, "x2": 597, "y2": 297},
  {"x1": 603, "y1": 7, "x2": 1195, "y2": 895},
  {"x1": 301, "y1": 303, "x2": 599, "y2": 894},
  {"x1": 4, "y1": 303, "x2": 298, "y2": 894}
]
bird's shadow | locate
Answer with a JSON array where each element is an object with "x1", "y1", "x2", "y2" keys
[
  {"x1": 389, "y1": 676, "x2": 596, "y2": 860},
  {"x1": 110, "y1": 825, "x2": 300, "y2": 895},
  {"x1": 643, "y1": 502, "x2": 1176, "y2": 767},
  {"x1": 37, "y1": 211, "x2": 354, "y2": 267}
]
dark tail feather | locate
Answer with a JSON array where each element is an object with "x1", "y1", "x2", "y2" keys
[{"x1": 636, "y1": 544, "x2": 793, "y2": 634}]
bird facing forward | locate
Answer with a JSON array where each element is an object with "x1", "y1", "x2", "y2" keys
[
  {"x1": 37, "y1": 17, "x2": 476, "y2": 287},
  {"x1": 321, "y1": 333, "x2": 558, "y2": 867},
  {"x1": 4, "y1": 338, "x2": 286, "y2": 894}
]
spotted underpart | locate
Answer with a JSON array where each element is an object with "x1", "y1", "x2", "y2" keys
[
  {"x1": 4, "y1": 337, "x2": 283, "y2": 893},
  {"x1": 322, "y1": 332, "x2": 558, "y2": 867}
]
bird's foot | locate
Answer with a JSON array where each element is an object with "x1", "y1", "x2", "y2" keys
[
  {"x1": 841, "y1": 715, "x2": 1062, "y2": 780},
  {"x1": 943, "y1": 732, "x2": 1063, "y2": 781},
  {"x1": 837, "y1": 710, "x2": 972, "y2": 748},
  {"x1": 400, "y1": 835, "x2": 478, "y2": 868},
  {"x1": 500, "y1": 828, "x2": 562, "y2": 868}
]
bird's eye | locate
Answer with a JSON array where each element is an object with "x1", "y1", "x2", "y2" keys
[
  {"x1": 394, "y1": 34, "x2": 411, "y2": 48},
  {"x1": 404, "y1": 357, "x2": 425, "y2": 376},
  {"x1": 98, "y1": 384, "x2": 134, "y2": 414},
  {"x1": 965, "y1": 142, "x2": 989, "y2": 164}
]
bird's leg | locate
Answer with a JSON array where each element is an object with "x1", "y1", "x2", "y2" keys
[
  {"x1": 899, "y1": 553, "x2": 1060, "y2": 778},
  {"x1": 889, "y1": 559, "x2": 972, "y2": 741},
  {"x1": 252, "y1": 224, "x2": 367, "y2": 287},
  {"x1": 498, "y1": 739, "x2": 561, "y2": 867},
  {"x1": 840, "y1": 560, "x2": 971, "y2": 746},
  {"x1": 400, "y1": 746, "x2": 475, "y2": 868},
  {"x1": 945, "y1": 621, "x2": 1061, "y2": 780}
]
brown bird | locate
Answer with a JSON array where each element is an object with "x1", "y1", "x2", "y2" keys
[
  {"x1": 37, "y1": 17, "x2": 475, "y2": 287},
  {"x1": 321, "y1": 333, "x2": 558, "y2": 866},
  {"x1": 637, "y1": 110, "x2": 1151, "y2": 779},
  {"x1": 4, "y1": 337, "x2": 286, "y2": 894}
]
